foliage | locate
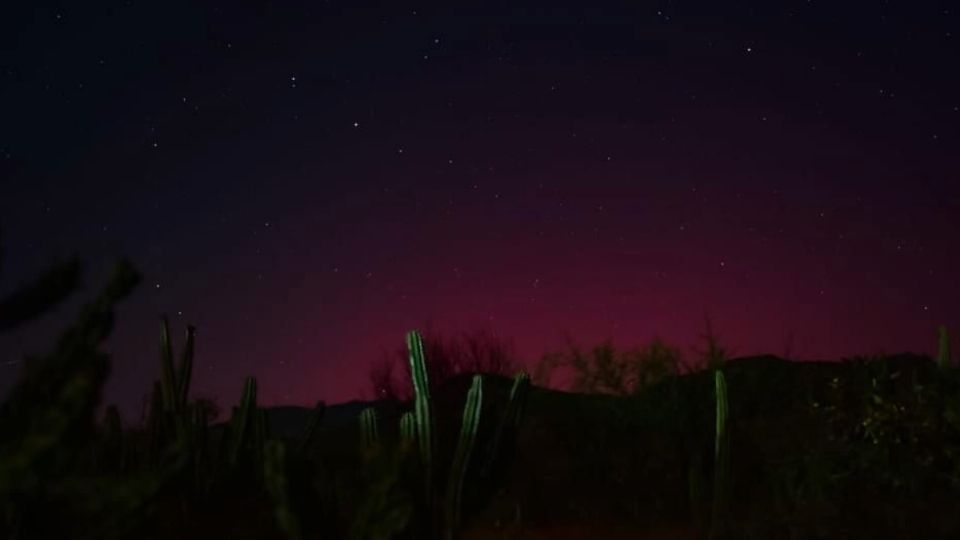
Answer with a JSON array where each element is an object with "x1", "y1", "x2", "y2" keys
[
  {"x1": 9, "y1": 225, "x2": 958, "y2": 539},
  {"x1": 0, "y1": 242, "x2": 158, "y2": 539},
  {"x1": 539, "y1": 336, "x2": 683, "y2": 396}
]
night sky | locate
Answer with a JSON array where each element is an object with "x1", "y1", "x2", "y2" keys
[{"x1": 2, "y1": 2, "x2": 959, "y2": 415}]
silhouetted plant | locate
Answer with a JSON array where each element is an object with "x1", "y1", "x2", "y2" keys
[
  {"x1": 540, "y1": 336, "x2": 683, "y2": 395},
  {"x1": 359, "y1": 407, "x2": 381, "y2": 454},
  {"x1": 0, "y1": 235, "x2": 164, "y2": 540},
  {"x1": 0, "y1": 248, "x2": 81, "y2": 333},
  {"x1": 444, "y1": 374, "x2": 483, "y2": 540},
  {"x1": 709, "y1": 369, "x2": 729, "y2": 540}
]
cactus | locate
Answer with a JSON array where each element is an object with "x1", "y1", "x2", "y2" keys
[
  {"x1": 444, "y1": 374, "x2": 483, "y2": 540},
  {"x1": 159, "y1": 317, "x2": 195, "y2": 414},
  {"x1": 710, "y1": 369, "x2": 729, "y2": 540},
  {"x1": 159, "y1": 319, "x2": 177, "y2": 413},
  {"x1": 179, "y1": 327, "x2": 195, "y2": 408},
  {"x1": 480, "y1": 371, "x2": 530, "y2": 478},
  {"x1": 938, "y1": 325, "x2": 952, "y2": 369},
  {"x1": 264, "y1": 440, "x2": 302, "y2": 540},
  {"x1": 399, "y1": 412, "x2": 416, "y2": 449},
  {"x1": 156, "y1": 318, "x2": 196, "y2": 451},
  {"x1": 359, "y1": 407, "x2": 381, "y2": 452},
  {"x1": 298, "y1": 400, "x2": 326, "y2": 453},
  {"x1": 229, "y1": 376, "x2": 259, "y2": 467},
  {"x1": 407, "y1": 330, "x2": 434, "y2": 505}
]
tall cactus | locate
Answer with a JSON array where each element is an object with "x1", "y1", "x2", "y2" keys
[
  {"x1": 178, "y1": 326, "x2": 195, "y2": 408},
  {"x1": 444, "y1": 374, "x2": 483, "y2": 540},
  {"x1": 710, "y1": 369, "x2": 729, "y2": 540},
  {"x1": 480, "y1": 371, "x2": 530, "y2": 478},
  {"x1": 407, "y1": 330, "x2": 434, "y2": 505},
  {"x1": 938, "y1": 325, "x2": 952, "y2": 369},
  {"x1": 157, "y1": 317, "x2": 196, "y2": 451},
  {"x1": 159, "y1": 317, "x2": 195, "y2": 414},
  {"x1": 359, "y1": 407, "x2": 380, "y2": 452},
  {"x1": 229, "y1": 376, "x2": 259, "y2": 467}
]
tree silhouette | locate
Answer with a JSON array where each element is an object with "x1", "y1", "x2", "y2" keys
[{"x1": 540, "y1": 335, "x2": 684, "y2": 395}]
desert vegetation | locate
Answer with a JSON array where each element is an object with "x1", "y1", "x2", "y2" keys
[{"x1": 3, "y1": 243, "x2": 960, "y2": 540}]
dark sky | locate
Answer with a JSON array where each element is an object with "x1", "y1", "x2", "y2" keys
[{"x1": 2, "y1": 1, "x2": 959, "y2": 414}]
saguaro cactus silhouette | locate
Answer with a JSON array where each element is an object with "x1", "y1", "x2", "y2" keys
[
  {"x1": 710, "y1": 369, "x2": 730, "y2": 540},
  {"x1": 444, "y1": 374, "x2": 483, "y2": 540},
  {"x1": 407, "y1": 330, "x2": 435, "y2": 507}
]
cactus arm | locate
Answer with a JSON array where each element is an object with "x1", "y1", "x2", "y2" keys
[
  {"x1": 359, "y1": 407, "x2": 380, "y2": 451},
  {"x1": 407, "y1": 330, "x2": 434, "y2": 500},
  {"x1": 709, "y1": 369, "x2": 729, "y2": 540},
  {"x1": 480, "y1": 371, "x2": 530, "y2": 478},
  {"x1": 177, "y1": 325, "x2": 195, "y2": 409},
  {"x1": 159, "y1": 316, "x2": 177, "y2": 412},
  {"x1": 229, "y1": 377, "x2": 258, "y2": 466},
  {"x1": 444, "y1": 374, "x2": 483, "y2": 540},
  {"x1": 399, "y1": 411, "x2": 416, "y2": 449}
]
